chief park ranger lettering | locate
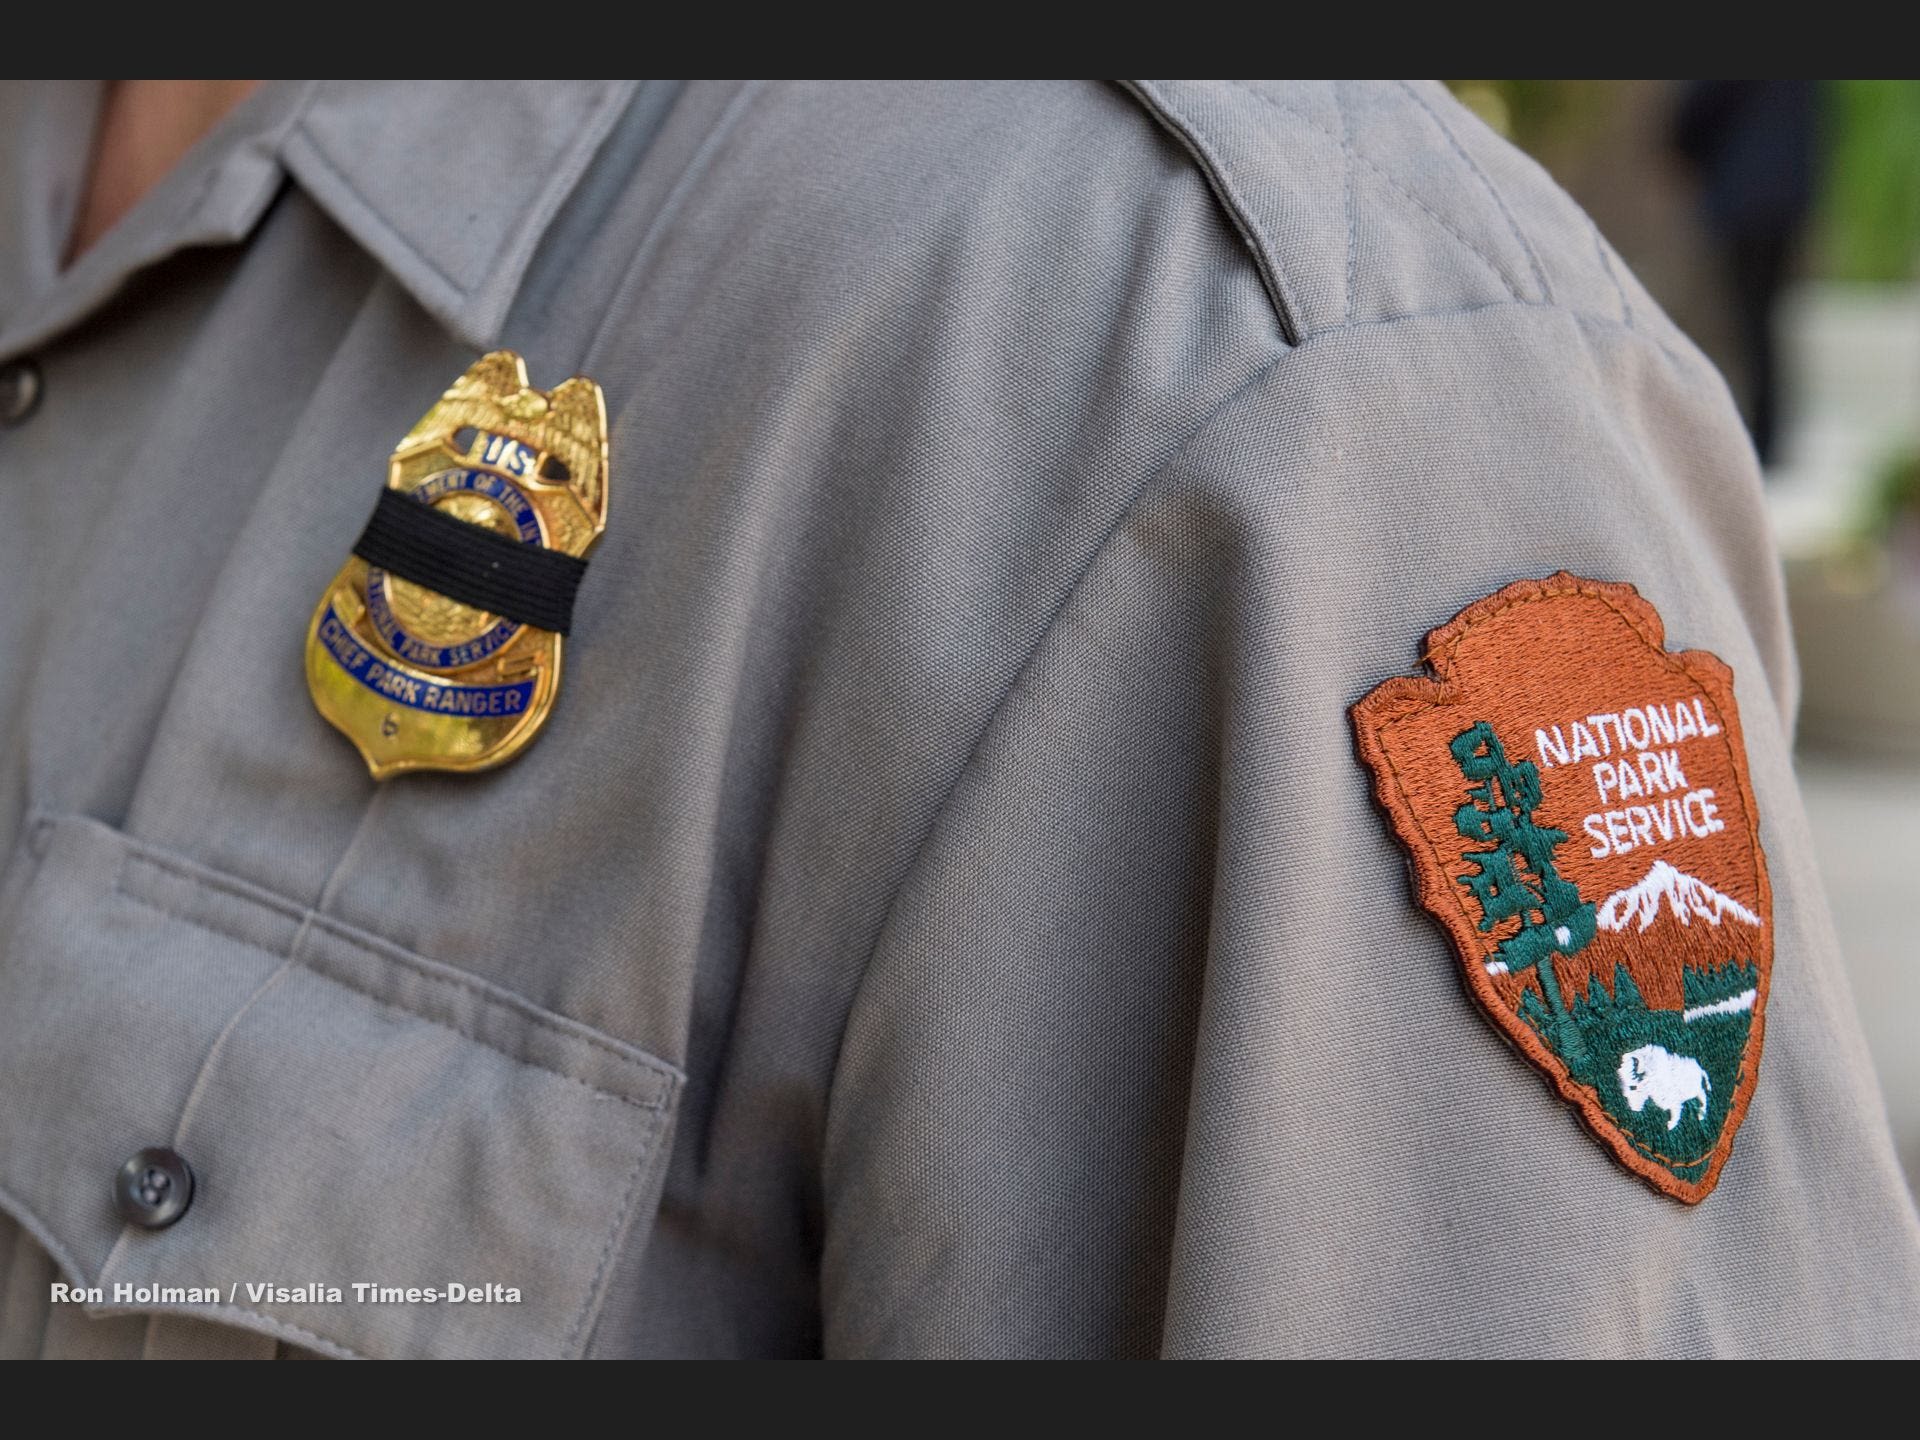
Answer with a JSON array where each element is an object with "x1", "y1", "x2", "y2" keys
[{"x1": 421, "y1": 680, "x2": 527, "y2": 716}]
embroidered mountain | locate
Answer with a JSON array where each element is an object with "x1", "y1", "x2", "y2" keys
[{"x1": 1595, "y1": 859, "x2": 1763, "y2": 934}]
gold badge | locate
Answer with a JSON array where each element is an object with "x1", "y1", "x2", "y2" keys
[{"x1": 306, "y1": 352, "x2": 608, "y2": 778}]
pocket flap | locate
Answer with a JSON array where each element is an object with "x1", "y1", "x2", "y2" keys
[{"x1": 0, "y1": 815, "x2": 681, "y2": 1359}]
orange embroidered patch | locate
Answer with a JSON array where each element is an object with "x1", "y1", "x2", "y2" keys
[{"x1": 1352, "y1": 574, "x2": 1771, "y2": 1203}]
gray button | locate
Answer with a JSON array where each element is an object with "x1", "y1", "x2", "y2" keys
[
  {"x1": 113, "y1": 1147, "x2": 195, "y2": 1230},
  {"x1": 0, "y1": 359, "x2": 42, "y2": 426}
]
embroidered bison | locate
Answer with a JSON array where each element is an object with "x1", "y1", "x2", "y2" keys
[{"x1": 1617, "y1": 1044, "x2": 1711, "y2": 1131}]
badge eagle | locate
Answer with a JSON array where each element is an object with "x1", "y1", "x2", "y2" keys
[
  {"x1": 1351, "y1": 575, "x2": 1772, "y2": 1203},
  {"x1": 306, "y1": 352, "x2": 608, "y2": 778}
]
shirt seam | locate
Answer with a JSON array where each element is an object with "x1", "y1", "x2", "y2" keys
[
  {"x1": 827, "y1": 295, "x2": 1704, "y2": 1116},
  {"x1": 579, "y1": 81, "x2": 765, "y2": 369},
  {"x1": 823, "y1": 341, "x2": 1289, "y2": 1127},
  {"x1": 1395, "y1": 80, "x2": 1554, "y2": 305},
  {"x1": 1223, "y1": 80, "x2": 1527, "y2": 308},
  {"x1": 1120, "y1": 80, "x2": 1602, "y2": 348},
  {"x1": 1116, "y1": 80, "x2": 1304, "y2": 346}
]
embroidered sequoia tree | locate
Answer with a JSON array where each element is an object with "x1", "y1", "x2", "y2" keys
[{"x1": 1450, "y1": 721, "x2": 1598, "y2": 1066}]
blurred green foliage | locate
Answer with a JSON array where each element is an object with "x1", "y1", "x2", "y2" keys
[
  {"x1": 1450, "y1": 79, "x2": 1920, "y2": 284},
  {"x1": 1820, "y1": 81, "x2": 1920, "y2": 282},
  {"x1": 1447, "y1": 80, "x2": 1609, "y2": 157},
  {"x1": 1859, "y1": 447, "x2": 1920, "y2": 543}
]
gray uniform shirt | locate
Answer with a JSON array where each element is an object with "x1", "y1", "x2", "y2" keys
[{"x1": 0, "y1": 79, "x2": 1915, "y2": 1359}]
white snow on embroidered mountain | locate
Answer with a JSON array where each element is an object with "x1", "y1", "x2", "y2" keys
[{"x1": 1595, "y1": 859, "x2": 1763, "y2": 933}]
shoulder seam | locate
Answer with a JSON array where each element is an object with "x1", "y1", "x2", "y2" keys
[
  {"x1": 832, "y1": 294, "x2": 1696, "y2": 1061},
  {"x1": 822, "y1": 339, "x2": 1292, "y2": 1127},
  {"x1": 1394, "y1": 80, "x2": 1555, "y2": 306},
  {"x1": 827, "y1": 294, "x2": 1700, "y2": 1125},
  {"x1": 1222, "y1": 81, "x2": 1528, "y2": 309},
  {"x1": 1115, "y1": 79, "x2": 1304, "y2": 346}
]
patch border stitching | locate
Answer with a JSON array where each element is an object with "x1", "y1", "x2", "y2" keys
[{"x1": 1350, "y1": 571, "x2": 1773, "y2": 1203}]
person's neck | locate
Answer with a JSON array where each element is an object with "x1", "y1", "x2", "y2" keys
[{"x1": 66, "y1": 79, "x2": 264, "y2": 265}]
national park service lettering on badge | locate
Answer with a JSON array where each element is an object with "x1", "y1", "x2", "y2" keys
[{"x1": 1351, "y1": 574, "x2": 1772, "y2": 1203}]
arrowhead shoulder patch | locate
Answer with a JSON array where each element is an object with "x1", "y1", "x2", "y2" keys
[{"x1": 1351, "y1": 573, "x2": 1772, "y2": 1203}]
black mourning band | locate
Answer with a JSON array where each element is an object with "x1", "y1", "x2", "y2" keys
[{"x1": 352, "y1": 487, "x2": 587, "y2": 636}]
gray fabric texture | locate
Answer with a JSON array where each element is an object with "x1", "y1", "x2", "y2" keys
[{"x1": 0, "y1": 79, "x2": 1914, "y2": 1359}]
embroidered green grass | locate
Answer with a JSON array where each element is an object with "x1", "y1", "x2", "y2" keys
[{"x1": 1520, "y1": 962, "x2": 1756, "y2": 1182}]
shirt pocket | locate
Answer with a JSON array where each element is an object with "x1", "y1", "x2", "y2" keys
[{"x1": 0, "y1": 812, "x2": 682, "y2": 1360}]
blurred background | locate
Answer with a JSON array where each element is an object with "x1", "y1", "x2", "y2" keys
[{"x1": 1450, "y1": 81, "x2": 1920, "y2": 1192}]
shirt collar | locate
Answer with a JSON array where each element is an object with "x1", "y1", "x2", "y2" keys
[
  {"x1": 282, "y1": 80, "x2": 642, "y2": 348},
  {"x1": 0, "y1": 80, "x2": 641, "y2": 359}
]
